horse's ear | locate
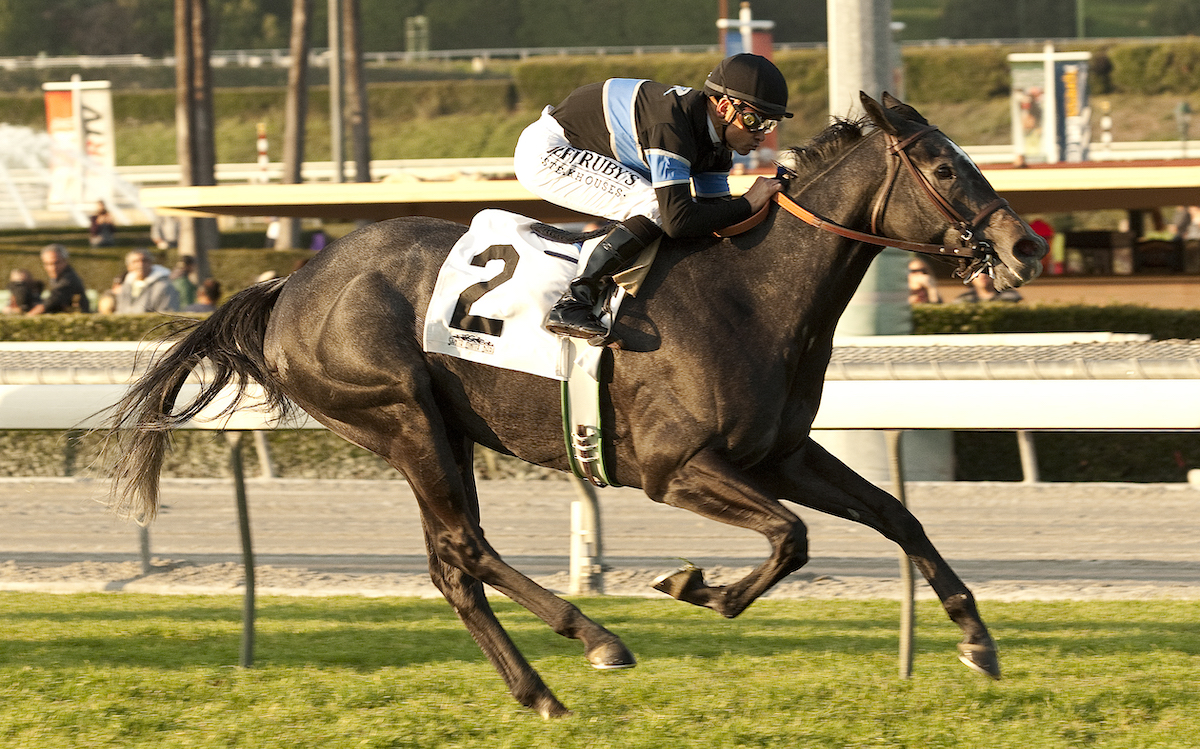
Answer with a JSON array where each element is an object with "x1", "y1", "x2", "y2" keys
[
  {"x1": 859, "y1": 91, "x2": 899, "y2": 135},
  {"x1": 881, "y1": 91, "x2": 930, "y2": 126},
  {"x1": 860, "y1": 91, "x2": 930, "y2": 134}
]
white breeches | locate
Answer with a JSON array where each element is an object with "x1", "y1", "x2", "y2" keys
[{"x1": 514, "y1": 107, "x2": 661, "y2": 225}]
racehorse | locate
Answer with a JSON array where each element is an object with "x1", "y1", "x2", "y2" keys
[{"x1": 103, "y1": 93, "x2": 1046, "y2": 717}]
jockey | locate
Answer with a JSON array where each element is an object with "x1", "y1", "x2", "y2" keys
[{"x1": 515, "y1": 53, "x2": 793, "y2": 340}]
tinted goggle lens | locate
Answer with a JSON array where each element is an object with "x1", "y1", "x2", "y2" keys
[{"x1": 734, "y1": 103, "x2": 779, "y2": 133}]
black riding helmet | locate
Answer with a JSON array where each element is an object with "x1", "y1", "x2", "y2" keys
[{"x1": 703, "y1": 53, "x2": 793, "y2": 119}]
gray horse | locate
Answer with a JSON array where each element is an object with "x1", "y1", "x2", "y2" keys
[{"x1": 104, "y1": 94, "x2": 1046, "y2": 717}]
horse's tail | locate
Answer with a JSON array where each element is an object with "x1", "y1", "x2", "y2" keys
[{"x1": 101, "y1": 278, "x2": 292, "y2": 523}]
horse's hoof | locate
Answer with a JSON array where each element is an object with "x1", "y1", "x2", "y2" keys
[
  {"x1": 957, "y1": 641, "x2": 1001, "y2": 680},
  {"x1": 587, "y1": 639, "x2": 637, "y2": 670},
  {"x1": 534, "y1": 696, "x2": 572, "y2": 719},
  {"x1": 651, "y1": 564, "x2": 706, "y2": 600}
]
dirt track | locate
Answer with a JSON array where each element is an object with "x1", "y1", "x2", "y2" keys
[{"x1": 1, "y1": 478, "x2": 1197, "y2": 600}]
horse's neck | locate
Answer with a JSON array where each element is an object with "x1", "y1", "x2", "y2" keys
[{"x1": 750, "y1": 133, "x2": 889, "y2": 344}]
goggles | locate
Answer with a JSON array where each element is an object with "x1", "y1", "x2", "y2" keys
[{"x1": 729, "y1": 100, "x2": 780, "y2": 134}]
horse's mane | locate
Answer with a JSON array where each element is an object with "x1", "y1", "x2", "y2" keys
[{"x1": 778, "y1": 117, "x2": 871, "y2": 181}]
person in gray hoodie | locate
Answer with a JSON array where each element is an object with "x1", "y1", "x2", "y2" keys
[{"x1": 115, "y1": 249, "x2": 180, "y2": 313}]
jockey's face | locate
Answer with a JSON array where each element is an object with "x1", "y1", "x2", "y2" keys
[{"x1": 718, "y1": 98, "x2": 770, "y2": 156}]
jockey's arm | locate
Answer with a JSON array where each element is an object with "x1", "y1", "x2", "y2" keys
[
  {"x1": 653, "y1": 176, "x2": 782, "y2": 238},
  {"x1": 654, "y1": 182, "x2": 751, "y2": 238}
]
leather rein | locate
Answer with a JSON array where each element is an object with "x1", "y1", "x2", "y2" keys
[{"x1": 718, "y1": 124, "x2": 1008, "y2": 278}]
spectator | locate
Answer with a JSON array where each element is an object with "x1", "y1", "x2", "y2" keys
[
  {"x1": 89, "y1": 201, "x2": 115, "y2": 247},
  {"x1": 95, "y1": 273, "x2": 125, "y2": 315},
  {"x1": 29, "y1": 244, "x2": 90, "y2": 314},
  {"x1": 183, "y1": 278, "x2": 221, "y2": 313},
  {"x1": 1172, "y1": 205, "x2": 1200, "y2": 242},
  {"x1": 171, "y1": 255, "x2": 198, "y2": 307},
  {"x1": 264, "y1": 218, "x2": 280, "y2": 248},
  {"x1": 955, "y1": 272, "x2": 1022, "y2": 303},
  {"x1": 1028, "y1": 218, "x2": 1057, "y2": 274},
  {"x1": 115, "y1": 249, "x2": 180, "y2": 313},
  {"x1": 6, "y1": 269, "x2": 43, "y2": 314},
  {"x1": 309, "y1": 227, "x2": 329, "y2": 251},
  {"x1": 151, "y1": 214, "x2": 179, "y2": 250},
  {"x1": 907, "y1": 258, "x2": 941, "y2": 304}
]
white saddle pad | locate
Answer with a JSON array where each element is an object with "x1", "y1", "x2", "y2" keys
[{"x1": 423, "y1": 209, "x2": 608, "y2": 381}]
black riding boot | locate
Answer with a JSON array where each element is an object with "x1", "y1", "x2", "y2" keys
[{"x1": 545, "y1": 216, "x2": 662, "y2": 340}]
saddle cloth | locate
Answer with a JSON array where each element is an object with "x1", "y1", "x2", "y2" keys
[{"x1": 423, "y1": 209, "x2": 610, "y2": 381}]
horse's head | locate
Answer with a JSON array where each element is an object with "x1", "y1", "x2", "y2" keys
[{"x1": 859, "y1": 92, "x2": 1047, "y2": 291}]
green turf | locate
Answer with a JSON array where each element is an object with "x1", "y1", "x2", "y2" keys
[{"x1": 1, "y1": 594, "x2": 1197, "y2": 748}]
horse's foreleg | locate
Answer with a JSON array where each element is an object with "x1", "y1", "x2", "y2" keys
[
  {"x1": 650, "y1": 451, "x2": 810, "y2": 619},
  {"x1": 762, "y1": 440, "x2": 999, "y2": 679}
]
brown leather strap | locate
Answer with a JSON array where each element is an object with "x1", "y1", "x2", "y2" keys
[
  {"x1": 773, "y1": 192, "x2": 978, "y2": 258},
  {"x1": 713, "y1": 202, "x2": 771, "y2": 238},
  {"x1": 714, "y1": 124, "x2": 1012, "y2": 261}
]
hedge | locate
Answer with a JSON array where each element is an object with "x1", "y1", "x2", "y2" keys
[
  {"x1": 2, "y1": 38, "x2": 1197, "y2": 134},
  {"x1": 7, "y1": 302, "x2": 1200, "y2": 343},
  {"x1": 911, "y1": 303, "x2": 1200, "y2": 339},
  {"x1": 1108, "y1": 39, "x2": 1200, "y2": 95},
  {"x1": 511, "y1": 49, "x2": 829, "y2": 111},
  {"x1": 901, "y1": 46, "x2": 1015, "y2": 103},
  {"x1": 0, "y1": 313, "x2": 185, "y2": 342}
]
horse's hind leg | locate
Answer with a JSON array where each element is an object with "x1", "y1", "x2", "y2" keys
[
  {"x1": 415, "y1": 436, "x2": 569, "y2": 717},
  {"x1": 761, "y1": 439, "x2": 1000, "y2": 679},
  {"x1": 422, "y1": 520, "x2": 569, "y2": 717},
  {"x1": 332, "y1": 394, "x2": 633, "y2": 714}
]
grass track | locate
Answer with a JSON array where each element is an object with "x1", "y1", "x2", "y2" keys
[{"x1": 1, "y1": 594, "x2": 1197, "y2": 748}]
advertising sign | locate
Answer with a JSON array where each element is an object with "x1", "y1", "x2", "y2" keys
[
  {"x1": 1010, "y1": 60, "x2": 1047, "y2": 165},
  {"x1": 43, "y1": 77, "x2": 115, "y2": 209},
  {"x1": 1056, "y1": 60, "x2": 1090, "y2": 163},
  {"x1": 1008, "y1": 47, "x2": 1091, "y2": 164}
]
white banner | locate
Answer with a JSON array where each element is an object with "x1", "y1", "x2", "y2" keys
[{"x1": 44, "y1": 78, "x2": 115, "y2": 209}]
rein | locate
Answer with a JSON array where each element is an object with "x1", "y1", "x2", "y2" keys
[{"x1": 716, "y1": 124, "x2": 1009, "y2": 278}]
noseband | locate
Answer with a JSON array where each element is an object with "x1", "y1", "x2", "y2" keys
[{"x1": 763, "y1": 124, "x2": 1008, "y2": 280}]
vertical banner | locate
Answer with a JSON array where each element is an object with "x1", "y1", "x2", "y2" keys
[
  {"x1": 1010, "y1": 61, "x2": 1046, "y2": 165},
  {"x1": 43, "y1": 78, "x2": 115, "y2": 210},
  {"x1": 1056, "y1": 60, "x2": 1090, "y2": 163},
  {"x1": 1008, "y1": 48, "x2": 1091, "y2": 165}
]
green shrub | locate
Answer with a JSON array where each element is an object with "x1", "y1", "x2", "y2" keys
[
  {"x1": 512, "y1": 50, "x2": 828, "y2": 111},
  {"x1": 912, "y1": 303, "x2": 1200, "y2": 339},
  {"x1": 955, "y1": 430, "x2": 1200, "y2": 482},
  {"x1": 0, "y1": 313, "x2": 186, "y2": 342},
  {"x1": 902, "y1": 46, "x2": 1012, "y2": 103},
  {"x1": 1109, "y1": 39, "x2": 1200, "y2": 94}
]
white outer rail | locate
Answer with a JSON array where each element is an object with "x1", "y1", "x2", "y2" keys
[
  {"x1": 5, "y1": 335, "x2": 1200, "y2": 674},
  {"x1": 5, "y1": 377, "x2": 1200, "y2": 432}
]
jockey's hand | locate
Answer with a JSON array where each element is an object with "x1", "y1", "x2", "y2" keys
[{"x1": 744, "y1": 177, "x2": 782, "y2": 212}]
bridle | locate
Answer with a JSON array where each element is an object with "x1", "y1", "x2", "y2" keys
[{"x1": 720, "y1": 123, "x2": 1008, "y2": 280}]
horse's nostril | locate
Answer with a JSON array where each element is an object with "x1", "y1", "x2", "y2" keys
[{"x1": 1014, "y1": 238, "x2": 1043, "y2": 258}]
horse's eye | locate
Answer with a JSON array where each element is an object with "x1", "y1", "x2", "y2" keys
[{"x1": 934, "y1": 164, "x2": 955, "y2": 180}]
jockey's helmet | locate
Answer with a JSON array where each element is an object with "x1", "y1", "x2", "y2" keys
[{"x1": 704, "y1": 53, "x2": 793, "y2": 120}]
